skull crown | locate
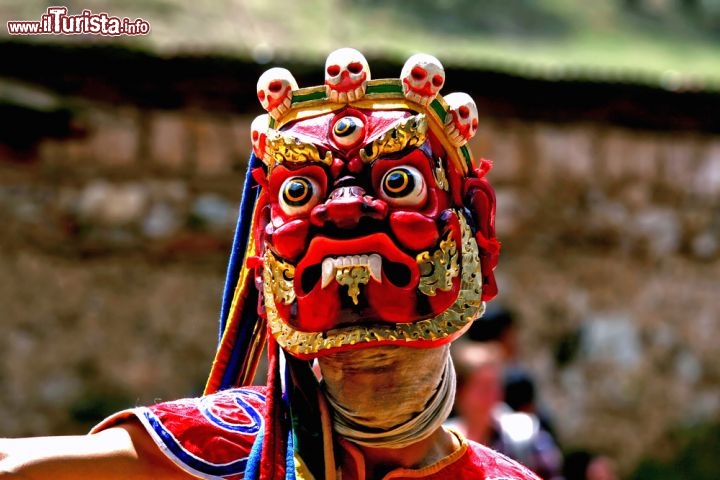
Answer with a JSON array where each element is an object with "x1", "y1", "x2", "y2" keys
[{"x1": 252, "y1": 48, "x2": 481, "y2": 159}]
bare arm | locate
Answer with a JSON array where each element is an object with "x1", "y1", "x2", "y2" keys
[{"x1": 0, "y1": 420, "x2": 192, "y2": 479}]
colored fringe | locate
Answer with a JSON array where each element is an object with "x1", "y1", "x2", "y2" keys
[
  {"x1": 206, "y1": 153, "x2": 264, "y2": 393},
  {"x1": 219, "y1": 153, "x2": 262, "y2": 338}
]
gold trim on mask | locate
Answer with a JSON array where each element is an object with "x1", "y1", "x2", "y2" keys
[
  {"x1": 264, "y1": 129, "x2": 333, "y2": 169},
  {"x1": 335, "y1": 266, "x2": 370, "y2": 305},
  {"x1": 433, "y1": 156, "x2": 449, "y2": 192},
  {"x1": 264, "y1": 250, "x2": 296, "y2": 305},
  {"x1": 417, "y1": 231, "x2": 459, "y2": 296},
  {"x1": 359, "y1": 114, "x2": 428, "y2": 163},
  {"x1": 263, "y1": 212, "x2": 484, "y2": 356}
]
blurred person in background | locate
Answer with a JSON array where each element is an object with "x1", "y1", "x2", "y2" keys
[
  {"x1": 563, "y1": 450, "x2": 619, "y2": 480},
  {"x1": 504, "y1": 367, "x2": 560, "y2": 448},
  {"x1": 448, "y1": 341, "x2": 506, "y2": 447},
  {"x1": 452, "y1": 319, "x2": 564, "y2": 479},
  {"x1": 469, "y1": 305, "x2": 560, "y2": 442}
]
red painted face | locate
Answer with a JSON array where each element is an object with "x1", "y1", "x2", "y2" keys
[{"x1": 255, "y1": 107, "x2": 496, "y2": 358}]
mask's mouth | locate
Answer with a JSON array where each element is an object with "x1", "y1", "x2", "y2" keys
[
  {"x1": 295, "y1": 233, "x2": 419, "y2": 297},
  {"x1": 264, "y1": 212, "x2": 484, "y2": 359},
  {"x1": 299, "y1": 253, "x2": 413, "y2": 295}
]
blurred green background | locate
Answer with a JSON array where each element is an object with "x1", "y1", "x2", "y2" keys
[{"x1": 5, "y1": 0, "x2": 720, "y2": 83}]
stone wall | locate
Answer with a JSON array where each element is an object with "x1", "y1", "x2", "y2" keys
[
  {"x1": 1, "y1": 89, "x2": 719, "y2": 476},
  {"x1": 476, "y1": 119, "x2": 720, "y2": 472}
]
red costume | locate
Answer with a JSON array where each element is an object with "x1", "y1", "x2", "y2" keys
[
  {"x1": 96, "y1": 387, "x2": 539, "y2": 480},
  {"x1": 95, "y1": 48, "x2": 539, "y2": 480}
]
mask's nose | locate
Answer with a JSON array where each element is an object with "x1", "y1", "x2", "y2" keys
[{"x1": 310, "y1": 185, "x2": 387, "y2": 230}]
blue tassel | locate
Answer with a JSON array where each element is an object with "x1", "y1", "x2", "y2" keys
[
  {"x1": 218, "y1": 153, "x2": 262, "y2": 341},
  {"x1": 244, "y1": 425, "x2": 265, "y2": 480}
]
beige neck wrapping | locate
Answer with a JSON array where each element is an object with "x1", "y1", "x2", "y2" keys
[{"x1": 318, "y1": 345, "x2": 456, "y2": 449}]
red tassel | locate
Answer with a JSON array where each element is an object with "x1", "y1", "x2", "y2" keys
[
  {"x1": 259, "y1": 337, "x2": 287, "y2": 480},
  {"x1": 252, "y1": 167, "x2": 269, "y2": 188},
  {"x1": 474, "y1": 158, "x2": 493, "y2": 178}
]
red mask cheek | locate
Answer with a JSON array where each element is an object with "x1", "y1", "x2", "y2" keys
[
  {"x1": 265, "y1": 217, "x2": 310, "y2": 260},
  {"x1": 387, "y1": 184, "x2": 450, "y2": 252},
  {"x1": 389, "y1": 211, "x2": 439, "y2": 252}
]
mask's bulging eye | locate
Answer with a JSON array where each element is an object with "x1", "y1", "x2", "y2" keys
[
  {"x1": 331, "y1": 116, "x2": 365, "y2": 148},
  {"x1": 279, "y1": 176, "x2": 321, "y2": 215},
  {"x1": 380, "y1": 166, "x2": 427, "y2": 207}
]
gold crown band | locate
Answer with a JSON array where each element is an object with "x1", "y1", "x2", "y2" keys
[{"x1": 264, "y1": 130, "x2": 333, "y2": 169}]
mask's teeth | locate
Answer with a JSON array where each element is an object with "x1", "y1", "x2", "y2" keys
[
  {"x1": 321, "y1": 257, "x2": 336, "y2": 288},
  {"x1": 320, "y1": 254, "x2": 383, "y2": 289},
  {"x1": 368, "y1": 254, "x2": 382, "y2": 282}
]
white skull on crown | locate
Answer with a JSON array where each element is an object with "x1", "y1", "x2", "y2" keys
[
  {"x1": 444, "y1": 92, "x2": 479, "y2": 147},
  {"x1": 400, "y1": 53, "x2": 445, "y2": 107},
  {"x1": 324, "y1": 48, "x2": 371, "y2": 103},
  {"x1": 257, "y1": 68, "x2": 298, "y2": 120},
  {"x1": 250, "y1": 114, "x2": 270, "y2": 162}
]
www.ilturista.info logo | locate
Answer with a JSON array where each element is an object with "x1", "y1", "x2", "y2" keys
[{"x1": 7, "y1": 7, "x2": 150, "y2": 36}]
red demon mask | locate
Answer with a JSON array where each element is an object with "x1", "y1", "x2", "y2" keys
[{"x1": 219, "y1": 49, "x2": 500, "y2": 368}]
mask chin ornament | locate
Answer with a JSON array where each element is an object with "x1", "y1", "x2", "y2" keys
[{"x1": 210, "y1": 48, "x2": 500, "y2": 388}]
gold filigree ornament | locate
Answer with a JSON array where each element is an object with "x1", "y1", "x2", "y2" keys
[
  {"x1": 335, "y1": 266, "x2": 370, "y2": 305},
  {"x1": 433, "y1": 156, "x2": 449, "y2": 191},
  {"x1": 417, "y1": 231, "x2": 459, "y2": 296},
  {"x1": 264, "y1": 129, "x2": 333, "y2": 169},
  {"x1": 263, "y1": 212, "x2": 485, "y2": 356},
  {"x1": 264, "y1": 250, "x2": 296, "y2": 305},
  {"x1": 359, "y1": 114, "x2": 428, "y2": 163}
]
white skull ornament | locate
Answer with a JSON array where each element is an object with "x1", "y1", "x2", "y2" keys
[
  {"x1": 250, "y1": 114, "x2": 270, "y2": 162},
  {"x1": 401, "y1": 54, "x2": 445, "y2": 107},
  {"x1": 257, "y1": 68, "x2": 298, "y2": 120},
  {"x1": 324, "y1": 48, "x2": 371, "y2": 103},
  {"x1": 444, "y1": 92, "x2": 479, "y2": 147}
]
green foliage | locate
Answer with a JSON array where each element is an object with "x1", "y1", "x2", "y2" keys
[
  {"x1": 3, "y1": 0, "x2": 720, "y2": 84},
  {"x1": 633, "y1": 422, "x2": 720, "y2": 480}
]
